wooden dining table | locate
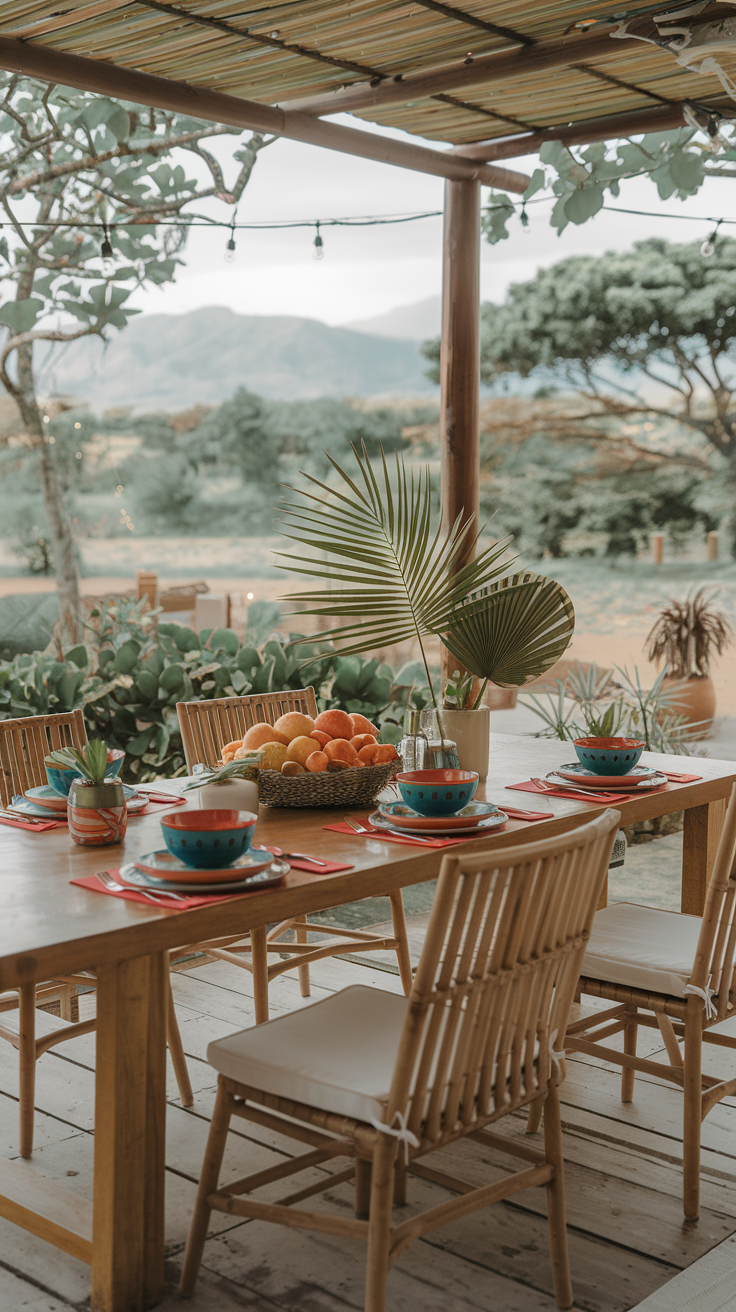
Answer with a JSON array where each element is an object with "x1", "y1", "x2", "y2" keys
[{"x1": 0, "y1": 731, "x2": 734, "y2": 1312}]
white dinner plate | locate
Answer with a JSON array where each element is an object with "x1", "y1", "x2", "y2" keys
[{"x1": 545, "y1": 771, "x2": 667, "y2": 792}]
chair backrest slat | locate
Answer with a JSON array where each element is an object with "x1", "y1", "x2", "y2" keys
[
  {"x1": 0, "y1": 710, "x2": 87, "y2": 807},
  {"x1": 177, "y1": 688, "x2": 319, "y2": 770},
  {"x1": 384, "y1": 811, "x2": 619, "y2": 1150},
  {"x1": 688, "y1": 785, "x2": 736, "y2": 1016}
]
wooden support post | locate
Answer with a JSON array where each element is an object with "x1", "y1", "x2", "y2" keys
[
  {"x1": 651, "y1": 533, "x2": 664, "y2": 566},
  {"x1": 439, "y1": 179, "x2": 480, "y2": 686},
  {"x1": 682, "y1": 798, "x2": 727, "y2": 916},
  {"x1": 707, "y1": 530, "x2": 719, "y2": 562},
  {"x1": 135, "y1": 570, "x2": 158, "y2": 612}
]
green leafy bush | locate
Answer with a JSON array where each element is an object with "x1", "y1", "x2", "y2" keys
[{"x1": 0, "y1": 596, "x2": 430, "y2": 778}]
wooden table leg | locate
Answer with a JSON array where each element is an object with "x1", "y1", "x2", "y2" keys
[
  {"x1": 91, "y1": 952, "x2": 167, "y2": 1312},
  {"x1": 682, "y1": 799, "x2": 727, "y2": 916}
]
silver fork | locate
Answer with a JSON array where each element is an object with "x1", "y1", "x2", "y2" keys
[
  {"x1": 95, "y1": 870, "x2": 186, "y2": 902},
  {"x1": 531, "y1": 777, "x2": 624, "y2": 800},
  {"x1": 346, "y1": 815, "x2": 437, "y2": 845},
  {"x1": 278, "y1": 851, "x2": 328, "y2": 867}
]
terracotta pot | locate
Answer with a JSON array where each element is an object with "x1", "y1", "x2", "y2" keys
[
  {"x1": 67, "y1": 779, "x2": 127, "y2": 846},
  {"x1": 439, "y1": 708, "x2": 490, "y2": 782},
  {"x1": 661, "y1": 674, "x2": 716, "y2": 738}
]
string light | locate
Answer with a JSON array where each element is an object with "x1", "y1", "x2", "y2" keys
[
  {"x1": 224, "y1": 208, "x2": 238, "y2": 263},
  {"x1": 519, "y1": 202, "x2": 530, "y2": 232},
  {"x1": 100, "y1": 222, "x2": 113, "y2": 259},
  {"x1": 313, "y1": 221, "x2": 324, "y2": 260},
  {"x1": 701, "y1": 218, "x2": 723, "y2": 257}
]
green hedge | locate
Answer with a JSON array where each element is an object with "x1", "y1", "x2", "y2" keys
[{"x1": 0, "y1": 597, "x2": 433, "y2": 780}]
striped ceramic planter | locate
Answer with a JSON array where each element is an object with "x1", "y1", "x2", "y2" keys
[{"x1": 68, "y1": 780, "x2": 127, "y2": 846}]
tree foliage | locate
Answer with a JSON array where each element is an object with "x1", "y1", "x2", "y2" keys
[{"x1": 0, "y1": 72, "x2": 270, "y2": 636}]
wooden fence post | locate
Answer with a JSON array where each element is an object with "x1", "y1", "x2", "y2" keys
[
  {"x1": 651, "y1": 533, "x2": 664, "y2": 566},
  {"x1": 707, "y1": 530, "x2": 719, "y2": 562}
]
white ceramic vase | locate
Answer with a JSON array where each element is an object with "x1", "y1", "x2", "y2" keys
[
  {"x1": 439, "y1": 707, "x2": 490, "y2": 782},
  {"x1": 196, "y1": 778, "x2": 260, "y2": 813}
]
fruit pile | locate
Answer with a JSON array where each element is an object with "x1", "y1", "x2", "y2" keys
[{"x1": 220, "y1": 709, "x2": 399, "y2": 777}]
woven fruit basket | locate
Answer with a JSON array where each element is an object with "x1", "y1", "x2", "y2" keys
[{"x1": 258, "y1": 758, "x2": 401, "y2": 809}]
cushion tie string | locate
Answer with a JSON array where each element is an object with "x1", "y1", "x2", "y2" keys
[
  {"x1": 549, "y1": 1028, "x2": 567, "y2": 1084},
  {"x1": 683, "y1": 983, "x2": 717, "y2": 1020},
  {"x1": 370, "y1": 1111, "x2": 419, "y2": 1164}
]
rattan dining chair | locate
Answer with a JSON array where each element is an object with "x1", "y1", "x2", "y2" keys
[
  {"x1": 0, "y1": 710, "x2": 193, "y2": 1157},
  {"x1": 179, "y1": 809, "x2": 619, "y2": 1310},
  {"x1": 176, "y1": 690, "x2": 413, "y2": 1020},
  {"x1": 564, "y1": 782, "x2": 736, "y2": 1220}
]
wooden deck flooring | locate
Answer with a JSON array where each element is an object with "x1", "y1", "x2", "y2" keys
[{"x1": 0, "y1": 910, "x2": 735, "y2": 1312}]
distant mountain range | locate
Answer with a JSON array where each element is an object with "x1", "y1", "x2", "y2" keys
[
  {"x1": 343, "y1": 295, "x2": 441, "y2": 340},
  {"x1": 41, "y1": 306, "x2": 437, "y2": 412}
]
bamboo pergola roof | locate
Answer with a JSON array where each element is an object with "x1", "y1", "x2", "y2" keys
[{"x1": 0, "y1": 1, "x2": 735, "y2": 153}]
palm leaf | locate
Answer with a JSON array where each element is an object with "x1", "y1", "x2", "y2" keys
[
  {"x1": 443, "y1": 572, "x2": 575, "y2": 687},
  {"x1": 278, "y1": 444, "x2": 513, "y2": 657}
]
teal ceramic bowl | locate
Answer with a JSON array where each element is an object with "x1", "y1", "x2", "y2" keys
[
  {"x1": 396, "y1": 769, "x2": 478, "y2": 817},
  {"x1": 45, "y1": 748, "x2": 124, "y2": 796},
  {"x1": 573, "y1": 737, "x2": 645, "y2": 776},
  {"x1": 160, "y1": 809, "x2": 256, "y2": 869}
]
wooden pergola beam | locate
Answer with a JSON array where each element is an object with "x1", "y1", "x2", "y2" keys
[
  {"x1": 0, "y1": 35, "x2": 529, "y2": 192},
  {"x1": 449, "y1": 102, "x2": 718, "y2": 160},
  {"x1": 278, "y1": 31, "x2": 636, "y2": 117}
]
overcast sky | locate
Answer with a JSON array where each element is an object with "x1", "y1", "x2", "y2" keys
[{"x1": 125, "y1": 115, "x2": 736, "y2": 327}]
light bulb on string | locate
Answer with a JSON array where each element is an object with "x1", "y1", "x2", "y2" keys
[
  {"x1": 701, "y1": 218, "x2": 723, "y2": 258},
  {"x1": 224, "y1": 209, "x2": 238, "y2": 263},
  {"x1": 100, "y1": 221, "x2": 113, "y2": 260},
  {"x1": 520, "y1": 202, "x2": 530, "y2": 233},
  {"x1": 313, "y1": 221, "x2": 324, "y2": 261}
]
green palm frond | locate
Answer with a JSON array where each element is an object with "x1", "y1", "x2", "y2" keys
[
  {"x1": 278, "y1": 444, "x2": 513, "y2": 657},
  {"x1": 443, "y1": 572, "x2": 575, "y2": 688}
]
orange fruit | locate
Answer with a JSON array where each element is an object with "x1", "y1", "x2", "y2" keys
[
  {"x1": 309, "y1": 729, "x2": 331, "y2": 748},
  {"x1": 313, "y1": 709, "x2": 354, "y2": 740},
  {"x1": 306, "y1": 750, "x2": 329, "y2": 772},
  {"x1": 273, "y1": 711, "x2": 315, "y2": 742},
  {"x1": 324, "y1": 738, "x2": 358, "y2": 765},
  {"x1": 374, "y1": 743, "x2": 398, "y2": 763},
  {"x1": 281, "y1": 760, "x2": 305, "y2": 775},
  {"x1": 243, "y1": 722, "x2": 288, "y2": 750},
  {"x1": 222, "y1": 738, "x2": 244, "y2": 756},
  {"x1": 286, "y1": 735, "x2": 319, "y2": 768},
  {"x1": 350, "y1": 733, "x2": 377, "y2": 752},
  {"x1": 349, "y1": 713, "x2": 379, "y2": 737},
  {"x1": 357, "y1": 743, "x2": 380, "y2": 764}
]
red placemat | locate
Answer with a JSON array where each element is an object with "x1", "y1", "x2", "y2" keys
[
  {"x1": 507, "y1": 780, "x2": 660, "y2": 804},
  {"x1": 323, "y1": 817, "x2": 499, "y2": 849},
  {"x1": 663, "y1": 771, "x2": 702, "y2": 783},
  {"x1": 265, "y1": 845, "x2": 353, "y2": 874},
  {"x1": 71, "y1": 870, "x2": 274, "y2": 909},
  {"x1": 0, "y1": 814, "x2": 65, "y2": 832}
]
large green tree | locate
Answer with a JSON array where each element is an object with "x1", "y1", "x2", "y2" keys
[{"x1": 0, "y1": 73, "x2": 271, "y2": 638}]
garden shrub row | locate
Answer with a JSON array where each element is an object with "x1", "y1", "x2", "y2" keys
[{"x1": 0, "y1": 598, "x2": 431, "y2": 780}]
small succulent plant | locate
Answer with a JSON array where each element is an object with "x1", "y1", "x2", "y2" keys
[{"x1": 47, "y1": 740, "x2": 111, "y2": 786}]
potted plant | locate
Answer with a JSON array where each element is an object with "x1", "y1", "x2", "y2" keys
[
  {"x1": 47, "y1": 740, "x2": 127, "y2": 846},
  {"x1": 184, "y1": 756, "x2": 262, "y2": 812},
  {"x1": 278, "y1": 446, "x2": 575, "y2": 781},
  {"x1": 645, "y1": 589, "x2": 733, "y2": 736}
]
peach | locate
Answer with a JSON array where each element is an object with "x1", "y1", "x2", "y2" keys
[
  {"x1": 357, "y1": 743, "x2": 380, "y2": 764},
  {"x1": 306, "y1": 750, "x2": 329, "y2": 772},
  {"x1": 349, "y1": 713, "x2": 379, "y2": 737},
  {"x1": 222, "y1": 738, "x2": 244, "y2": 757},
  {"x1": 243, "y1": 722, "x2": 288, "y2": 750},
  {"x1": 350, "y1": 733, "x2": 377, "y2": 752},
  {"x1": 324, "y1": 738, "x2": 358, "y2": 765},
  {"x1": 259, "y1": 741, "x2": 289, "y2": 772},
  {"x1": 281, "y1": 760, "x2": 305, "y2": 775},
  {"x1": 327, "y1": 759, "x2": 350, "y2": 771},
  {"x1": 374, "y1": 743, "x2": 399, "y2": 763},
  {"x1": 286, "y1": 735, "x2": 319, "y2": 768},
  {"x1": 273, "y1": 711, "x2": 315, "y2": 742},
  {"x1": 309, "y1": 729, "x2": 331, "y2": 748},
  {"x1": 313, "y1": 709, "x2": 354, "y2": 740}
]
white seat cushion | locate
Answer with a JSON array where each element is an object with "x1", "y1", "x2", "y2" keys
[
  {"x1": 208, "y1": 985, "x2": 408, "y2": 1124},
  {"x1": 582, "y1": 902, "x2": 702, "y2": 998}
]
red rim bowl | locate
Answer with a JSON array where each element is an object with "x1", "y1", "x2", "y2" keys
[
  {"x1": 396, "y1": 769, "x2": 479, "y2": 786},
  {"x1": 160, "y1": 809, "x2": 257, "y2": 832}
]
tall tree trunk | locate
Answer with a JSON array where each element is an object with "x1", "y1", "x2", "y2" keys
[{"x1": 16, "y1": 341, "x2": 82, "y2": 642}]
